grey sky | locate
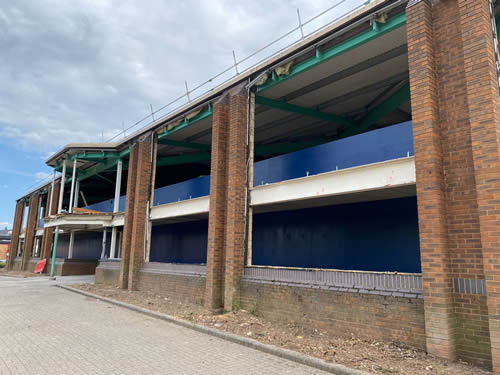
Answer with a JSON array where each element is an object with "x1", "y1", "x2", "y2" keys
[{"x1": 0, "y1": 0, "x2": 364, "y2": 155}]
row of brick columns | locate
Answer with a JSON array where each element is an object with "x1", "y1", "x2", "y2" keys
[
  {"x1": 407, "y1": 0, "x2": 500, "y2": 371},
  {"x1": 8, "y1": 181, "x2": 61, "y2": 272},
  {"x1": 116, "y1": 85, "x2": 249, "y2": 313}
]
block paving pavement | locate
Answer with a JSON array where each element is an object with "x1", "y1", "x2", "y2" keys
[{"x1": 0, "y1": 275, "x2": 328, "y2": 374}]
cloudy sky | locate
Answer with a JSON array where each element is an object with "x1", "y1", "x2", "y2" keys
[{"x1": 0, "y1": 0, "x2": 365, "y2": 228}]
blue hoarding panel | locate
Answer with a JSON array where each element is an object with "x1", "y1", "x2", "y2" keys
[
  {"x1": 84, "y1": 195, "x2": 126, "y2": 213},
  {"x1": 56, "y1": 231, "x2": 104, "y2": 259},
  {"x1": 252, "y1": 197, "x2": 421, "y2": 273},
  {"x1": 253, "y1": 121, "x2": 414, "y2": 186},
  {"x1": 87, "y1": 121, "x2": 413, "y2": 208},
  {"x1": 153, "y1": 175, "x2": 210, "y2": 206},
  {"x1": 150, "y1": 220, "x2": 208, "y2": 264}
]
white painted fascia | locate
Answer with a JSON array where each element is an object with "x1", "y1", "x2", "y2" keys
[
  {"x1": 250, "y1": 157, "x2": 416, "y2": 207},
  {"x1": 150, "y1": 196, "x2": 209, "y2": 221}
]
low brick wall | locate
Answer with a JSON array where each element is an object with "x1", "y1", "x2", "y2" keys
[
  {"x1": 95, "y1": 261, "x2": 207, "y2": 305},
  {"x1": 11, "y1": 257, "x2": 22, "y2": 271},
  {"x1": 240, "y1": 267, "x2": 426, "y2": 350},
  {"x1": 96, "y1": 260, "x2": 121, "y2": 285},
  {"x1": 137, "y1": 263, "x2": 206, "y2": 305},
  {"x1": 47, "y1": 258, "x2": 99, "y2": 276}
]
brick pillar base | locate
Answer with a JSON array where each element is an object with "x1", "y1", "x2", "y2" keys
[{"x1": 7, "y1": 200, "x2": 25, "y2": 270}]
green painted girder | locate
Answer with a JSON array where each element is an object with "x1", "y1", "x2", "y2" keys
[
  {"x1": 77, "y1": 158, "x2": 122, "y2": 182},
  {"x1": 156, "y1": 152, "x2": 211, "y2": 167},
  {"x1": 257, "y1": 12, "x2": 407, "y2": 93},
  {"x1": 341, "y1": 82, "x2": 410, "y2": 138},
  {"x1": 255, "y1": 95, "x2": 355, "y2": 127},
  {"x1": 154, "y1": 140, "x2": 331, "y2": 167},
  {"x1": 159, "y1": 105, "x2": 213, "y2": 140},
  {"x1": 158, "y1": 139, "x2": 211, "y2": 151}
]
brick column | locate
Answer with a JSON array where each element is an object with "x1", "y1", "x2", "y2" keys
[
  {"x1": 40, "y1": 182, "x2": 60, "y2": 263},
  {"x1": 127, "y1": 135, "x2": 153, "y2": 290},
  {"x1": 7, "y1": 200, "x2": 25, "y2": 270},
  {"x1": 21, "y1": 192, "x2": 40, "y2": 271},
  {"x1": 457, "y1": 0, "x2": 500, "y2": 372},
  {"x1": 223, "y1": 87, "x2": 249, "y2": 311},
  {"x1": 119, "y1": 143, "x2": 138, "y2": 289},
  {"x1": 407, "y1": 0, "x2": 456, "y2": 361},
  {"x1": 205, "y1": 94, "x2": 230, "y2": 310}
]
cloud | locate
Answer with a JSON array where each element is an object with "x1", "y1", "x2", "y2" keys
[
  {"x1": 0, "y1": 0, "x2": 364, "y2": 154},
  {"x1": 34, "y1": 171, "x2": 52, "y2": 182},
  {"x1": 0, "y1": 222, "x2": 11, "y2": 228}
]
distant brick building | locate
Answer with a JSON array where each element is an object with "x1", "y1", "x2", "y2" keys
[
  {"x1": 0, "y1": 229, "x2": 11, "y2": 260},
  {"x1": 8, "y1": 0, "x2": 500, "y2": 371}
]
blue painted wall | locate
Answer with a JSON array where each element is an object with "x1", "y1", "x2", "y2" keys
[
  {"x1": 252, "y1": 197, "x2": 421, "y2": 273},
  {"x1": 253, "y1": 121, "x2": 414, "y2": 186},
  {"x1": 56, "y1": 231, "x2": 117, "y2": 260},
  {"x1": 87, "y1": 121, "x2": 413, "y2": 208},
  {"x1": 149, "y1": 220, "x2": 208, "y2": 264},
  {"x1": 153, "y1": 176, "x2": 210, "y2": 206},
  {"x1": 84, "y1": 195, "x2": 126, "y2": 213}
]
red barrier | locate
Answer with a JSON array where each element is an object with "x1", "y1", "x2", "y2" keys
[{"x1": 34, "y1": 259, "x2": 47, "y2": 274}]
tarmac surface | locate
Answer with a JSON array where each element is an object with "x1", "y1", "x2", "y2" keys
[{"x1": 0, "y1": 275, "x2": 328, "y2": 374}]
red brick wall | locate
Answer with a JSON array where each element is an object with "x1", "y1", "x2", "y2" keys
[
  {"x1": 137, "y1": 272, "x2": 206, "y2": 306},
  {"x1": 408, "y1": 0, "x2": 500, "y2": 369},
  {"x1": 223, "y1": 86, "x2": 248, "y2": 311},
  {"x1": 240, "y1": 281, "x2": 426, "y2": 349},
  {"x1": 206, "y1": 94, "x2": 230, "y2": 310},
  {"x1": 21, "y1": 193, "x2": 40, "y2": 271},
  {"x1": 127, "y1": 137, "x2": 153, "y2": 290},
  {"x1": 119, "y1": 144, "x2": 138, "y2": 289},
  {"x1": 8, "y1": 201, "x2": 25, "y2": 270}
]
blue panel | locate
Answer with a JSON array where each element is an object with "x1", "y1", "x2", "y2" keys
[
  {"x1": 150, "y1": 220, "x2": 208, "y2": 264},
  {"x1": 252, "y1": 197, "x2": 421, "y2": 273},
  {"x1": 55, "y1": 231, "x2": 104, "y2": 260},
  {"x1": 84, "y1": 195, "x2": 126, "y2": 213},
  {"x1": 153, "y1": 176, "x2": 210, "y2": 206},
  {"x1": 253, "y1": 121, "x2": 414, "y2": 186}
]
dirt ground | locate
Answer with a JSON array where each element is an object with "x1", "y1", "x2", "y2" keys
[
  {"x1": 0, "y1": 268, "x2": 44, "y2": 278},
  {"x1": 74, "y1": 283, "x2": 491, "y2": 375}
]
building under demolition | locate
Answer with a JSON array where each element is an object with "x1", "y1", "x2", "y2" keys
[{"x1": 8, "y1": 0, "x2": 500, "y2": 371}]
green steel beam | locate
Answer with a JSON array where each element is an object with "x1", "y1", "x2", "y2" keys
[
  {"x1": 154, "y1": 140, "x2": 333, "y2": 167},
  {"x1": 257, "y1": 12, "x2": 407, "y2": 93},
  {"x1": 255, "y1": 96, "x2": 355, "y2": 127},
  {"x1": 341, "y1": 82, "x2": 410, "y2": 138},
  {"x1": 159, "y1": 105, "x2": 213, "y2": 140},
  {"x1": 158, "y1": 139, "x2": 211, "y2": 151},
  {"x1": 156, "y1": 153, "x2": 211, "y2": 167},
  {"x1": 77, "y1": 158, "x2": 121, "y2": 182}
]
